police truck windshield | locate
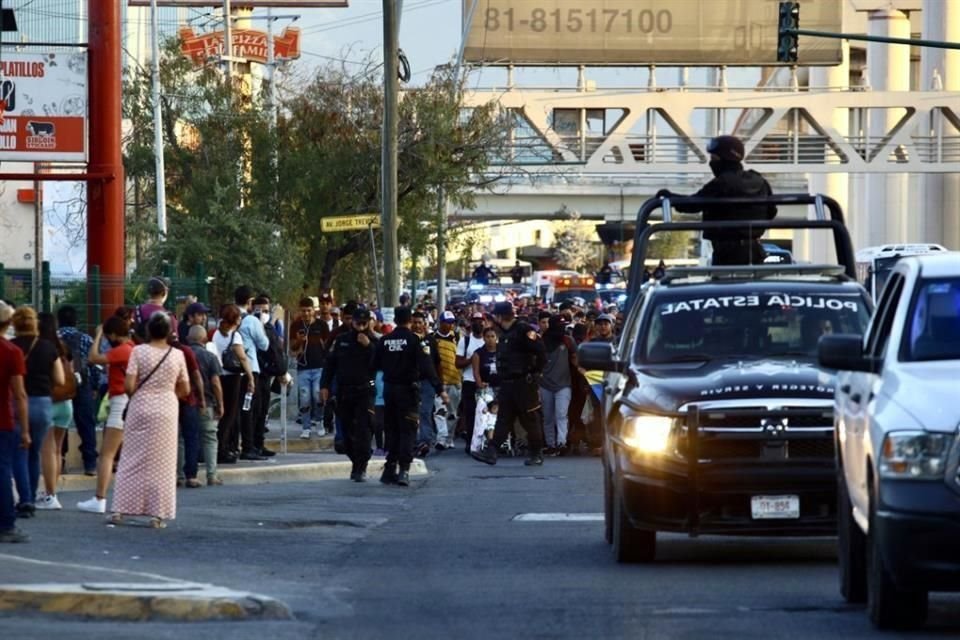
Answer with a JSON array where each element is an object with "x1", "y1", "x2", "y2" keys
[{"x1": 636, "y1": 291, "x2": 870, "y2": 364}]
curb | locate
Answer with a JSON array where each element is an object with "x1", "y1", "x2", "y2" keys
[
  {"x1": 59, "y1": 458, "x2": 429, "y2": 492},
  {"x1": 0, "y1": 582, "x2": 292, "y2": 621}
]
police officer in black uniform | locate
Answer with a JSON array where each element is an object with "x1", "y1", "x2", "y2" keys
[
  {"x1": 471, "y1": 301, "x2": 547, "y2": 467},
  {"x1": 374, "y1": 306, "x2": 448, "y2": 486},
  {"x1": 657, "y1": 135, "x2": 777, "y2": 266},
  {"x1": 320, "y1": 307, "x2": 377, "y2": 482}
]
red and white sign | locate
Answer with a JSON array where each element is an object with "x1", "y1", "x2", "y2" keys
[
  {"x1": 130, "y1": 1, "x2": 346, "y2": 6},
  {"x1": 179, "y1": 26, "x2": 302, "y2": 65},
  {"x1": 0, "y1": 53, "x2": 87, "y2": 162}
]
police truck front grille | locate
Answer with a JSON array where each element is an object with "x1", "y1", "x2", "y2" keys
[{"x1": 676, "y1": 407, "x2": 834, "y2": 462}]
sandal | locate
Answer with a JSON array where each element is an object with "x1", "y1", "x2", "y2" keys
[
  {"x1": 107, "y1": 513, "x2": 123, "y2": 525},
  {"x1": 150, "y1": 517, "x2": 166, "y2": 529},
  {"x1": 185, "y1": 478, "x2": 202, "y2": 488},
  {"x1": 207, "y1": 476, "x2": 223, "y2": 486}
]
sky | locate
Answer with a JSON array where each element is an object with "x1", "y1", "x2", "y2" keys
[{"x1": 43, "y1": 0, "x2": 762, "y2": 274}]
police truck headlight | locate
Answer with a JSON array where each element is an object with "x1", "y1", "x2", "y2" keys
[
  {"x1": 622, "y1": 416, "x2": 674, "y2": 454},
  {"x1": 879, "y1": 431, "x2": 950, "y2": 480}
]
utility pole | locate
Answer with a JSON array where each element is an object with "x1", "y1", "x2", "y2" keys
[
  {"x1": 222, "y1": 0, "x2": 233, "y2": 78},
  {"x1": 150, "y1": 0, "x2": 167, "y2": 236},
  {"x1": 381, "y1": 0, "x2": 399, "y2": 307}
]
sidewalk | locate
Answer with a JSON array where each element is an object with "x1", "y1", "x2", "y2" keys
[{"x1": 60, "y1": 451, "x2": 427, "y2": 492}]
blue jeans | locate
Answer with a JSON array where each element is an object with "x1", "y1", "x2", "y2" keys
[
  {"x1": 417, "y1": 382, "x2": 436, "y2": 446},
  {"x1": 297, "y1": 368, "x2": 324, "y2": 423},
  {"x1": 177, "y1": 403, "x2": 201, "y2": 480},
  {"x1": 72, "y1": 384, "x2": 98, "y2": 472},
  {"x1": 13, "y1": 397, "x2": 52, "y2": 505},
  {"x1": 0, "y1": 430, "x2": 16, "y2": 530}
]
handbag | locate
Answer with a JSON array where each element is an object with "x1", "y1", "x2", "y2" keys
[
  {"x1": 122, "y1": 347, "x2": 173, "y2": 421},
  {"x1": 221, "y1": 330, "x2": 245, "y2": 373},
  {"x1": 52, "y1": 356, "x2": 78, "y2": 402}
]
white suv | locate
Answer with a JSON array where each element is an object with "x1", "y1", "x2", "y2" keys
[{"x1": 818, "y1": 253, "x2": 960, "y2": 630}]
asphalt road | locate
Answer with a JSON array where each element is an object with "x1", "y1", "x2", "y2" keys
[{"x1": 2, "y1": 452, "x2": 958, "y2": 639}]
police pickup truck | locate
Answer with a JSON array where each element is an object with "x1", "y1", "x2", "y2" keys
[
  {"x1": 579, "y1": 194, "x2": 871, "y2": 563},
  {"x1": 819, "y1": 253, "x2": 960, "y2": 630}
]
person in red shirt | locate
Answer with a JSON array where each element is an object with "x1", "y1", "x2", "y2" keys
[
  {"x1": 77, "y1": 316, "x2": 133, "y2": 514},
  {"x1": 0, "y1": 301, "x2": 30, "y2": 543}
]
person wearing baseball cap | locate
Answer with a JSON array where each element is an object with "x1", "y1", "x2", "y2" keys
[
  {"x1": 472, "y1": 300, "x2": 547, "y2": 467},
  {"x1": 424, "y1": 310, "x2": 461, "y2": 450},
  {"x1": 178, "y1": 301, "x2": 212, "y2": 344},
  {"x1": 320, "y1": 306, "x2": 378, "y2": 482},
  {"x1": 655, "y1": 134, "x2": 776, "y2": 266}
]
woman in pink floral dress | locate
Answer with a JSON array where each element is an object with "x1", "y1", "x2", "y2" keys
[{"x1": 110, "y1": 312, "x2": 189, "y2": 528}]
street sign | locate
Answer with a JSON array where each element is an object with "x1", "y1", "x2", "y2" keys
[
  {"x1": 0, "y1": 53, "x2": 87, "y2": 162},
  {"x1": 321, "y1": 214, "x2": 381, "y2": 233}
]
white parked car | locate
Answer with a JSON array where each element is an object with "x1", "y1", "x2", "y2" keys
[{"x1": 818, "y1": 253, "x2": 960, "y2": 630}]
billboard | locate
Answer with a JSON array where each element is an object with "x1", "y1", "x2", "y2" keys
[
  {"x1": 0, "y1": 53, "x2": 87, "y2": 162},
  {"x1": 462, "y1": 0, "x2": 843, "y2": 66},
  {"x1": 179, "y1": 26, "x2": 302, "y2": 64},
  {"x1": 128, "y1": 1, "x2": 348, "y2": 6}
]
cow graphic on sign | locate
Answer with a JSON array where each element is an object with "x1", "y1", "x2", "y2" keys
[{"x1": 26, "y1": 120, "x2": 56, "y2": 149}]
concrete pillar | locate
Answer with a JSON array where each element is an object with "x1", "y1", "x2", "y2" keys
[
  {"x1": 863, "y1": 9, "x2": 910, "y2": 246},
  {"x1": 805, "y1": 41, "x2": 849, "y2": 264},
  {"x1": 920, "y1": 0, "x2": 960, "y2": 249}
]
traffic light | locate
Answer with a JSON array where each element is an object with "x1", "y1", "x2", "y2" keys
[{"x1": 777, "y1": 2, "x2": 799, "y2": 63}]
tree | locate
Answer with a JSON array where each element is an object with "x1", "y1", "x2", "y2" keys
[{"x1": 553, "y1": 207, "x2": 600, "y2": 272}]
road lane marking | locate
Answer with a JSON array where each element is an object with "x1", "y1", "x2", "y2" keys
[
  {"x1": 0, "y1": 553, "x2": 186, "y2": 584},
  {"x1": 512, "y1": 513, "x2": 604, "y2": 522}
]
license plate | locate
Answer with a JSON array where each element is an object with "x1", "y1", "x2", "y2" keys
[{"x1": 751, "y1": 495, "x2": 800, "y2": 519}]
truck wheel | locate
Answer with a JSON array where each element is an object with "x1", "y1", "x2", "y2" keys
[
  {"x1": 603, "y1": 463, "x2": 613, "y2": 545},
  {"x1": 867, "y1": 507, "x2": 928, "y2": 629},
  {"x1": 612, "y1": 485, "x2": 656, "y2": 563},
  {"x1": 837, "y1": 477, "x2": 867, "y2": 603}
]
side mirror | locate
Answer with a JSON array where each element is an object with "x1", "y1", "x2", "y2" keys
[
  {"x1": 818, "y1": 334, "x2": 875, "y2": 373},
  {"x1": 578, "y1": 342, "x2": 624, "y2": 373}
]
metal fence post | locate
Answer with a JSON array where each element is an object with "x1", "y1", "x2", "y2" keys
[
  {"x1": 195, "y1": 262, "x2": 205, "y2": 303},
  {"x1": 41, "y1": 261, "x2": 51, "y2": 312},
  {"x1": 90, "y1": 265, "x2": 102, "y2": 330},
  {"x1": 162, "y1": 263, "x2": 176, "y2": 311},
  {"x1": 0, "y1": 262, "x2": 5, "y2": 301}
]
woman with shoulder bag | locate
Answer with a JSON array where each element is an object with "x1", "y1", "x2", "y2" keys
[
  {"x1": 109, "y1": 312, "x2": 189, "y2": 528},
  {"x1": 10, "y1": 307, "x2": 64, "y2": 517},
  {"x1": 211, "y1": 304, "x2": 254, "y2": 465},
  {"x1": 37, "y1": 312, "x2": 76, "y2": 510}
]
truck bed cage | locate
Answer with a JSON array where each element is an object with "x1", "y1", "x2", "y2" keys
[
  {"x1": 658, "y1": 264, "x2": 849, "y2": 285},
  {"x1": 627, "y1": 194, "x2": 858, "y2": 308}
]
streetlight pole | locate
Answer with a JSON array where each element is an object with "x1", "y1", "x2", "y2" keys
[
  {"x1": 381, "y1": 0, "x2": 399, "y2": 307},
  {"x1": 150, "y1": 0, "x2": 167, "y2": 237}
]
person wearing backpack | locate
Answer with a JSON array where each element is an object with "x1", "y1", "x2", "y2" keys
[
  {"x1": 252, "y1": 296, "x2": 286, "y2": 458},
  {"x1": 132, "y1": 278, "x2": 178, "y2": 342}
]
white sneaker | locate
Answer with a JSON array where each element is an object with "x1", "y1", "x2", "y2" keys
[
  {"x1": 36, "y1": 494, "x2": 62, "y2": 510},
  {"x1": 299, "y1": 429, "x2": 312, "y2": 440},
  {"x1": 77, "y1": 497, "x2": 106, "y2": 514}
]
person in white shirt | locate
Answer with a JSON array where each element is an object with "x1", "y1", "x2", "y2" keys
[{"x1": 455, "y1": 311, "x2": 487, "y2": 453}]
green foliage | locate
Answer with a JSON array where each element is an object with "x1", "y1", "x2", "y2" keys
[{"x1": 122, "y1": 44, "x2": 507, "y2": 306}]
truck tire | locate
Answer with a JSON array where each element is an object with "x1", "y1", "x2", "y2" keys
[
  {"x1": 838, "y1": 476, "x2": 867, "y2": 603},
  {"x1": 603, "y1": 463, "x2": 613, "y2": 545},
  {"x1": 867, "y1": 505, "x2": 928, "y2": 629},
  {"x1": 613, "y1": 484, "x2": 656, "y2": 563}
]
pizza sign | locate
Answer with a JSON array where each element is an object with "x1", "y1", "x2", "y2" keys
[
  {"x1": 179, "y1": 27, "x2": 302, "y2": 65},
  {"x1": 0, "y1": 53, "x2": 87, "y2": 161}
]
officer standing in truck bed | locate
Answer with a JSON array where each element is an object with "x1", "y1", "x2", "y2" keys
[{"x1": 374, "y1": 306, "x2": 447, "y2": 486}]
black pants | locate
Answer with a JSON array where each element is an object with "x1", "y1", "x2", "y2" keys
[
  {"x1": 238, "y1": 372, "x2": 259, "y2": 454},
  {"x1": 217, "y1": 374, "x2": 243, "y2": 459},
  {"x1": 252, "y1": 374, "x2": 273, "y2": 451},
  {"x1": 384, "y1": 383, "x2": 420, "y2": 470},
  {"x1": 492, "y1": 379, "x2": 544, "y2": 454},
  {"x1": 337, "y1": 388, "x2": 374, "y2": 471},
  {"x1": 711, "y1": 239, "x2": 766, "y2": 266},
  {"x1": 461, "y1": 380, "x2": 477, "y2": 443},
  {"x1": 373, "y1": 406, "x2": 384, "y2": 449}
]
